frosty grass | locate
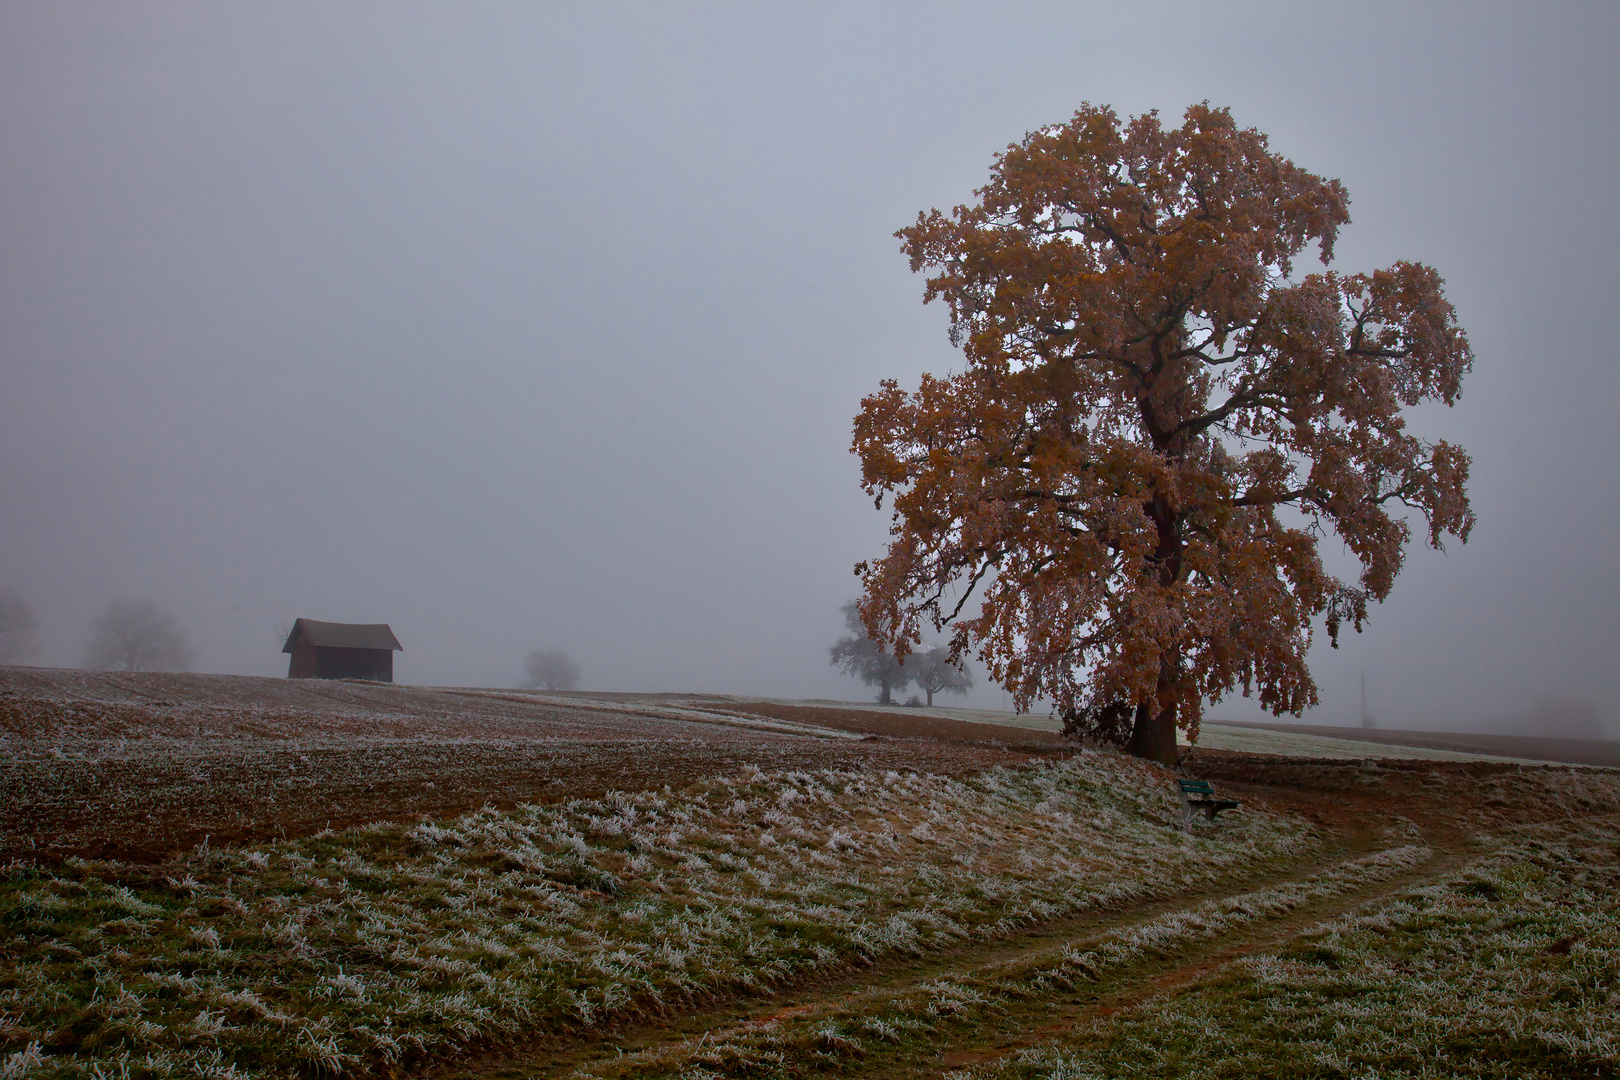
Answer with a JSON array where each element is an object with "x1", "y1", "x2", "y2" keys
[
  {"x1": 2, "y1": 753, "x2": 1314, "y2": 1077},
  {"x1": 594, "y1": 842, "x2": 1436, "y2": 1080},
  {"x1": 969, "y1": 824, "x2": 1620, "y2": 1080}
]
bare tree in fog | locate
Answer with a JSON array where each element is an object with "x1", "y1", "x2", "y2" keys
[
  {"x1": 521, "y1": 649, "x2": 582, "y2": 691},
  {"x1": 85, "y1": 599, "x2": 195, "y2": 672},
  {"x1": 829, "y1": 600, "x2": 912, "y2": 705},
  {"x1": 0, "y1": 589, "x2": 41, "y2": 664},
  {"x1": 910, "y1": 645, "x2": 973, "y2": 706}
]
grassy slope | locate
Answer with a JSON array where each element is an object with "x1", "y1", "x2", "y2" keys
[
  {"x1": 973, "y1": 824, "x2": 1620, "y2": 1080},
  {"x1": 1, "y1": 753, "x2": 1314, "y2": 1078},
  {"x1": 579, "y1": 843, "x2": 1438, "y2": 1080}
]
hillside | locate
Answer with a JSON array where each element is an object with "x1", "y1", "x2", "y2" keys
[{"x1": 2, "y1": 669, "x2": 1618, "y2": 1078}]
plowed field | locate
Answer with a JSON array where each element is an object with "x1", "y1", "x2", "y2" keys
[
  {"x1": 0, "y1": 669, "x2": 1063, "y2": 863},
  {"x1": 3, "y1": 668, "x2": 1619, "y2": 1080}
]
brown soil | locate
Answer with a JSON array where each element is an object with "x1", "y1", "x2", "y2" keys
[{"x1": 0, "y1": 670, "x2": 1068, "y2": 864}]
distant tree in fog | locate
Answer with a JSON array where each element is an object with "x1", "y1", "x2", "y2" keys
[
  {"x1": 0, "y1": 589, "x2": 41, "y2": 664},
  {"x1": 85, "y1": 599, "x2": 195, "y2": 672},
  {"x1": 521, "y1": 649, "x2": 582, "y2": 691},
  {"x1": 910, "y1": 645, "x2": 973, "y2": 706},
  {"x1": 830, "y1": 600, "x2": 912, "y2": 705}
]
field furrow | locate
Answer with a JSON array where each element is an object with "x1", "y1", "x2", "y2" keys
[{"x1": 3, "y1": 669, "x2": 1618, "y2": 1079}]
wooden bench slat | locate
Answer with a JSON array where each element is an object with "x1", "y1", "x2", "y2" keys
[{"x1": 1177, "y1": 777, "x2": 1238, "y2": 823}]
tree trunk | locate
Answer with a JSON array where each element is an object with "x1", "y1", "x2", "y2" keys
[
  {"x1": 878, "y1": 682, "x2": 893, "y2": 704},
  {"x1": 1126, "y1": 700, "x2": 1178, "y2": 765},
  {"x1": 1125, "y1": 493, "x2": 1185, "y2": 766},
  {"x1": 925, "y1": 686, "x2": 934, "y2": 706}
]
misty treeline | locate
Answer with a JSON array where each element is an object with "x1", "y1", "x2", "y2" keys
[
  {"x1": 0, "y1": 591, "x2": 195, "y2": 672},
  {"x1": 520, "y1": 648, "x2": 582, "y2": 692},
  {"x1": 0, "y1": 588, "x2": 41, "y2": 664},
  {"x1": 85, "y1": 599, "x2": 194, "y2": 672},
  {"x1": 830, "y1": 600, "x2": 972, "y2": 706}
]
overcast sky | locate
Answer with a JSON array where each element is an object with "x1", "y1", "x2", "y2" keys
[{"x1": 2, "y1": 2, "x2": 1615, "y2": 732}]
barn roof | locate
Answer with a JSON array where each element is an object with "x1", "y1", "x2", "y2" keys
[{"x1": 282, "y1": 619, "x2": 403, "y2": 653}]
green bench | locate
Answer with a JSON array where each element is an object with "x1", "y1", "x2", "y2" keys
[{"x1": 1178, "y1": 778, "x2": 1239, "y2": 824}]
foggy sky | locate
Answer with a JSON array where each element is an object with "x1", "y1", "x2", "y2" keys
[{"x1": 2, "y1": 2, "x2": 1616, "y2": 733}]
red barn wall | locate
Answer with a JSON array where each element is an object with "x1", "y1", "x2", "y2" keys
[
  {"x1": 287, "y1": 644, "x2": 393, "y2": 681},
  {"x1": 287, "y1": 642, "x2": 319, "y2": 678}
]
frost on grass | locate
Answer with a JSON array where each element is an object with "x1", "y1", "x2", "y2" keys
[
  {"x1": 0, "y1": 754, "x2": 1312, "y2": 1077},
  {"x1": 584, "y1": 843, "x2": 1437, "y2": 1080},
  {"x1": 972, "y1": 824, "x2": 1620, "y2": 1080}
]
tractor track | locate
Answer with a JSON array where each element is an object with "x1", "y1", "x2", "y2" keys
[{"x1": 433, "y1": 770, "x2": 1506, "y2": 1080}]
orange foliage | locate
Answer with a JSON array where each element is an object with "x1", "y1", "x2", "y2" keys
[{"x1": 852, "y1": 103, "x2": 1474, "y2": 762}]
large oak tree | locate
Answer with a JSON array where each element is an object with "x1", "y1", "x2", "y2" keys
[{"x1": 852, "y1": 103, "x2": 1473, "y2": 764}]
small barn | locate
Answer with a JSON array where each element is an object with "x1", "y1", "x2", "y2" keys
[{"x1": 282, "y1": 619, "x2": 403, "y2": 682}]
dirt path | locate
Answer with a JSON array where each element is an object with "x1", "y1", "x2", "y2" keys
[
  {"x1": 464, "y1": 847, "x2": 1462, "y2": 1080},
  {"x1": 430, "y1": 760, "x2": 1519, "y2": 1080},
  {"x1": 10, "y1": 670, "x2": 1610, "y2": 1078},
  {"x1": 919, "y1": 837, "x2": 1478, "y2": 1078}
]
